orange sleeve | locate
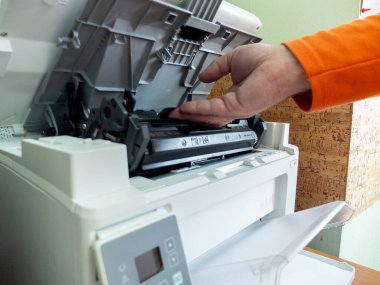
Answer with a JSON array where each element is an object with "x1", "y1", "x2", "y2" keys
[{"x1": 283, "y1": 14, "x2": 380, "y2": 112}]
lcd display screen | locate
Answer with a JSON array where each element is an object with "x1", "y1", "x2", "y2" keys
[{"x1": 135, "y1": 247, "x2": 164, "y2": 283}]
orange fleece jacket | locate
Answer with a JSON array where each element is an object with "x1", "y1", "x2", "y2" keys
[{"x1": 283, "y1": 14, "x2": 380, "y2": 111}]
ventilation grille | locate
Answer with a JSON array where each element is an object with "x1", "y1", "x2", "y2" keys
[
  {"x1": 0, "y1": 126, "x2": 14, "y2": 140},
  {"x1": 187, "y1": 0, "x2": 221, "y2": 21},
  {"x1": 159, "y1": 39, "x2": 200, "y2": 66}
]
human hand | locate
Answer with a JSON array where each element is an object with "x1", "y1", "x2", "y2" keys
[{"x1": 169, "y1": 44, "x2": 311, "y2": 127}]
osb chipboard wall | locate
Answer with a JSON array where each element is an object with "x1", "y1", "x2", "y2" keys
[{"x1": 209, "y1": 76, "x2": 380, "y2": 215}]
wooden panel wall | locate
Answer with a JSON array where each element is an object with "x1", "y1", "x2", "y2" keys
[{"x1": 209, "y1": 76, "x2": 380, "y2": 215}]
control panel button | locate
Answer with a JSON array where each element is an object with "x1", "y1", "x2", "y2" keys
[
  {"x1": 118, "y1": 263, "x2": 127, "y2": 272},
  {"x1": 172, "y1": 271, "x2": 183, "y2": 285},
  {"x1": 165, "y1": 237, "x2": 176, "y2": 253},
  {"x1": 121, "y1": 274, "x2": 129, "y2": 284},
  {"x1": 168, "y1": 252, "x2": 179, "y2": 268}
]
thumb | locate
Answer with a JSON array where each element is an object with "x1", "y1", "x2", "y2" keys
[
  {"x1": 199, "y1": 52, "x2": 233, "y2": 83},
  {"x1": 175, "y1": 98, "x2": 229, "y2": 117}
]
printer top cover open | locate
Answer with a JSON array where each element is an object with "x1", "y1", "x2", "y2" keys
[{"x1": 9, "y1": 0, "x2": 265, "y2": 176}]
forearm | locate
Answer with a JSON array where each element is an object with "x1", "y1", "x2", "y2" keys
[{"x1": 284, "y1": 14, "x2": 380, "y2": 111}]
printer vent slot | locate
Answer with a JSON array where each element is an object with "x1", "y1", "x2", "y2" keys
[
  {"x1": 187, "y1": 0, "x2": 222, "y2": 21},
  {"x1": 179, "y1": 26, "x2": 210, "y2": 42},
  {"x1": 165, "y1": 12, "x2": 178, "y2": 25}
]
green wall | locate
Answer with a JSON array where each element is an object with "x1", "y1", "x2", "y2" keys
[
  {"x1": 227, "y1": 0, "x2": 358, "y2": 43},
  {"x1": 340, "y1": 201, "x2": 380, "y2": 270}
]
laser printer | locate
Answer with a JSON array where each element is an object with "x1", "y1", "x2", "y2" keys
[{"x1": 0, "y1": 1, "x2": 355, "y2": 284}]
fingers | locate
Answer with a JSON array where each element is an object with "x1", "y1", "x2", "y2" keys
[
  {"x1": 199, "y1": 51, "x2": 233, "y2": 83},
  {"x1": 169, "y1": 107, "x2": 234, "y2": 127},
  {"x1": 176, "y1": 98, "x2": 226, "y2": 116},
  {"x1": 169, "y1": 95, "x2": 249, "y2": 127},
  {"x1": 176, "y1": 95, "x2": 242, "y2": 118}
]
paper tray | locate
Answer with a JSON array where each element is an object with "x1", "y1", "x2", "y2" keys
[
  {"x1": 281, "y1": 250, "x2": 355, "y2": 285},
  {"x1": 189, "y1": 201, "x2": 355, "y2": 285},
  {"x1": 191, "y1": 250, "x2": 355, "y2": 285}
]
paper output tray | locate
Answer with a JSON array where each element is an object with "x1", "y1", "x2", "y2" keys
[
  {"x1": 189, "y1": 201, "x2": 355, "y2": 285},
  {"x1": 280, "y1": 250, "x2": 355, "y2": 285}
]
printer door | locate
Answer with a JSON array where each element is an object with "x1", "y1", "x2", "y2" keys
[{"x1": 189, "y1": 201, "x2": 355, "y2": 285}]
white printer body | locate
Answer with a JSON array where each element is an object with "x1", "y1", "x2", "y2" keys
[{"x1": 0, "y1": 1, "x2": 355, "y2": 285}]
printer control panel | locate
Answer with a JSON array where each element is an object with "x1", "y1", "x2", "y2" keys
[{"x1": 95, "y1": 216, "x2": 191, "y2": 285}]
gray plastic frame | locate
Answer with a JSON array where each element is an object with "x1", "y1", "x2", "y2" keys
[{"x1": 27, "y1": 0, "x2": 260, "y2": 130}]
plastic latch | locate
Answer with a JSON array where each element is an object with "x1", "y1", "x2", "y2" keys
[
  {"x1": 43, "y1": 0, "x2": 71, "y2": 6},
  {"x1": 0, "y1": 37, "x2": 12, "y2": 77}
]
